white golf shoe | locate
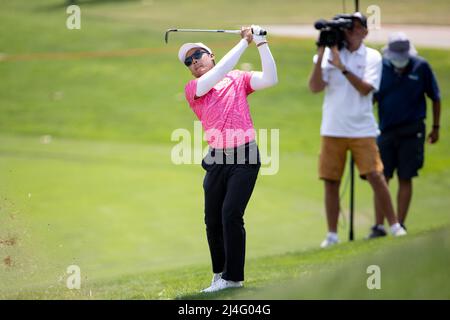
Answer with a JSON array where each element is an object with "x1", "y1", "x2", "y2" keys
[
  {"x1": 320, "y1": 235, "x2": 339, "y2": 248},
  {"x1": 211, "y1": 273, "x2": 222, "y2": 285},
  {"x1": 392, "y1": 226, "x2": 407, "y2": 237},
  {"x1": 201, "y1": 278, "x2": 243, "y2": 293}
]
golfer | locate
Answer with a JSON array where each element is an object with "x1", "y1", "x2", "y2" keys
[{"x1": 179, "y1": 26, "x2": 277, "y2": 293}]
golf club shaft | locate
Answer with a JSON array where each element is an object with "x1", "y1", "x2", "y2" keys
[
  {"x1": 164, "y1": 28, "x2": 267, "y2": 43},
  {"x1": 170, "y1": 29, "x2": 241, "y2": 34}
]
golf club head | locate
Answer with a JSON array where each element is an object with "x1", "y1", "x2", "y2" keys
[{"x1": 164, "y1": 29, "x2": 177, "y2": 44}]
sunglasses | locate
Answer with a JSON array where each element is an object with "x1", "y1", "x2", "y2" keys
[{"x1": 184, "y1": 50, "x2": 209, "y2": 67}]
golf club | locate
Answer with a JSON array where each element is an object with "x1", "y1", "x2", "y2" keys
[{"x1": 164, "y1": 28, "x2": 267, "y2": 44}]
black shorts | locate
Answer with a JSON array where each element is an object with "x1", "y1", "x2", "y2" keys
[{"x1": 377, "y1": 120, "x2": 426, "y2": 180}]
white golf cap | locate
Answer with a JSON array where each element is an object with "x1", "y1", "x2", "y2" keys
[{"x1": 178, "y1": 42, "x2": 212, "y2": 64}]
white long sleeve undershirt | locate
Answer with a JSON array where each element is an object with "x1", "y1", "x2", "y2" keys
[
  {"x1": 195, "y1": 39, "x2": 278, "y2": 97},
  {"x1": 196, "y1": 39, "x2": 249, "y2": 97},
  {"x1": 250, "y1": 43, "x2": 278, "y2": 90}
]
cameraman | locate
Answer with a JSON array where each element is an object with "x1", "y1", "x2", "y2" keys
[{"x1": 308, "y1": 12, "x2": 407, "y2": 248}]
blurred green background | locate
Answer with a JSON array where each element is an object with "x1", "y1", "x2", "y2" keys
[{"x1": 0, "y1": 0, "x2": 449, "y2": 299}]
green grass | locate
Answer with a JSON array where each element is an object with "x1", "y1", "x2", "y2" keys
[
  {"x1": 4, "y1": 224, "x2": 450, "y2": 299},
  {"x1": 229, "y1": 226, "x2": 450, "y2": 300},
  {"x1": 1, "y1": 0, "x2": 450, "y2": 299}
]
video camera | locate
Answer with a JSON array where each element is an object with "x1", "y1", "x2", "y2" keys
[{"x1": 313, "y1": 14, "x2": 356, "y2": 49}]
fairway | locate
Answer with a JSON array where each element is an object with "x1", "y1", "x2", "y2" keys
[{"x1": 1, "y1": 0, "x2": 449, "y2": 299}]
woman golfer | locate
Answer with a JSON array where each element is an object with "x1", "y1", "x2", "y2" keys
[{"x1": 179, "y1": 25, "x2": 277, "y2": 292}]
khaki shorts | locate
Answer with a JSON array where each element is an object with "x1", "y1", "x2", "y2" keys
[{"x1": 319, "y1": 136, "x2": 384, "y2": 181}]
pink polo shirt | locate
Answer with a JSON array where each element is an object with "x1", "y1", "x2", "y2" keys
[{"x1": 185, "y1": 70, "x2": 256, "y2": 149}]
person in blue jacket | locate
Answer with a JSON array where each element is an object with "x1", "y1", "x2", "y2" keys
[{"x1": 371, "y1": 32, "x2": 441, "y2": 238}]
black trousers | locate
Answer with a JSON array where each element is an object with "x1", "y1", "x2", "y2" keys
[{"x1": 201, "y1": 141, "x2": 260, "y2": 282}]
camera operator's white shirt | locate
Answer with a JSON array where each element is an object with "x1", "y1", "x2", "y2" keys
[{"x1": 313, "y1": 44, "x2": 382, "y2": 137}]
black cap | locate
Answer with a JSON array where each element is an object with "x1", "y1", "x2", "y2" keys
[
  {"x1": 351, "y1": 12, "x2": 368, "y2": 28},
  {"x1": 334, "y1": 12, "x2": 367, "y2": 28}
]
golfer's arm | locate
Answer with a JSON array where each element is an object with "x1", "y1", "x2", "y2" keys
[
  {"x1": 196, "y1": 39, "x2": 249, "y2": 97},
  {"x1": 250, "y1": 44, "x2": 278, "y2": 90}
]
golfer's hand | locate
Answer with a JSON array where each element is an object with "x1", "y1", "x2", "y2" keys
[
  {"x1": 241, "y1": 26, "x2": 253, "y2": 44},
  {"x1": 428, "y1": 128, "x2": 439, "y2": 144},
  {"x1": 328, "y1": 46, "x2": 345, "y2": 71},
  {"x1": 251, "y1": 25, "x2": 266, "y2": 45}
]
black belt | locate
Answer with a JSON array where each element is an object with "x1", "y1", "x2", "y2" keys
[{"x1": 204, "y1": 140, "x2": 260, "y2": 165}]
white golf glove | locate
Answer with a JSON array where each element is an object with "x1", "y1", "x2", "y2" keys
[{"x1": 251, "y1": 25, "x2": 267, "y2": 45}]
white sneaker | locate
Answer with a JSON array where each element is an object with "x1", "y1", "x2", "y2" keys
[
  {"x1": 320, "y1": 236, "x2": 339, "y2": 248},
  {"x1": 392, "y1": 226, "x2": 407, "y2": 237},
  {"x1": 201, "y1": 278, "x2": 243, "y2": 293}
]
